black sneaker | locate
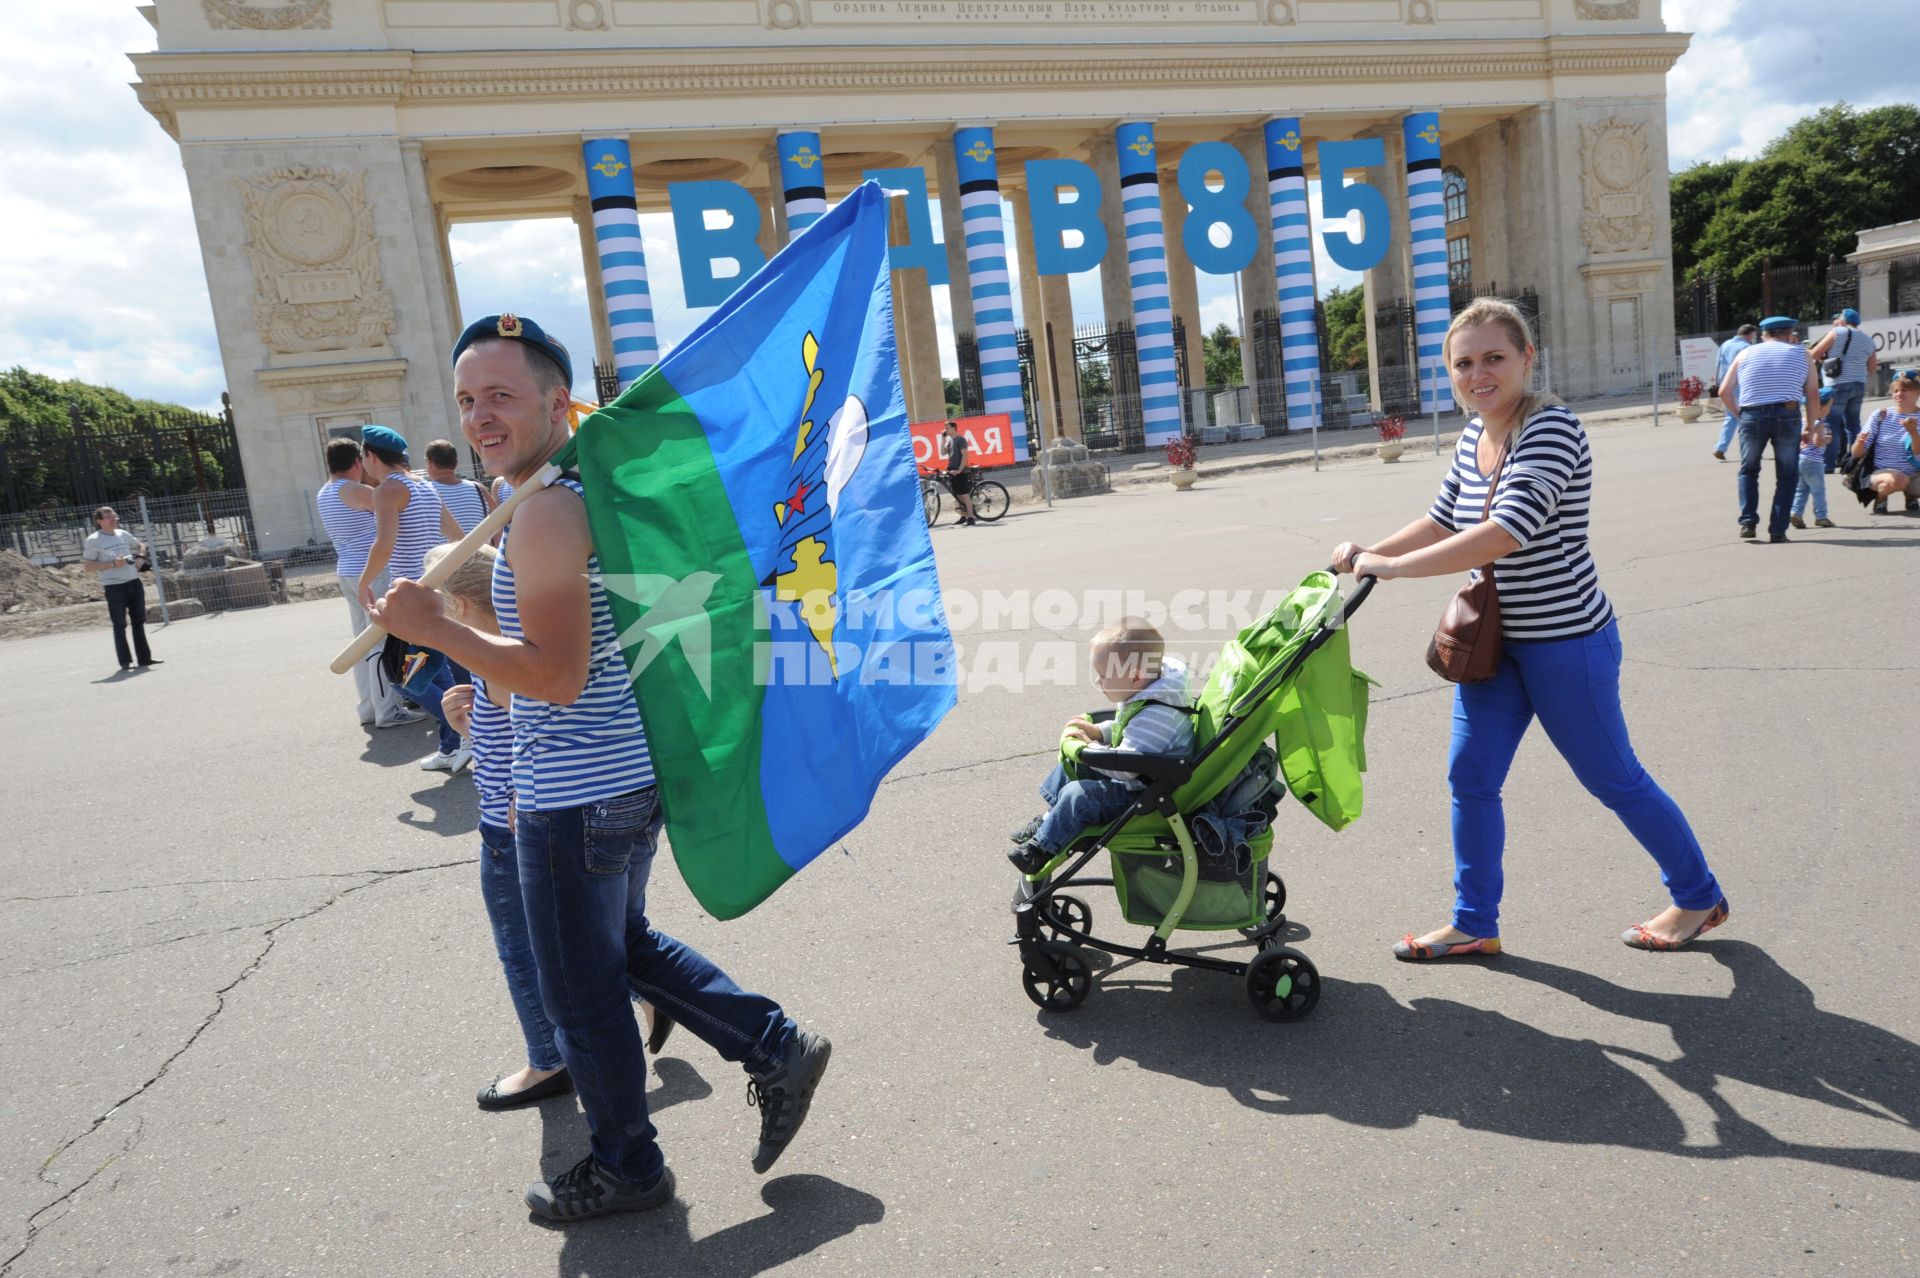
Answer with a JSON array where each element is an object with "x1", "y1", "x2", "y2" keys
[
  {"x1": 1873, "y1": 500, "x2": 1890, "y2": 515},
  {"x1": 1007, "y1": 840, "x2": 1051, "y2": 875},
  {"x1": 1737, "y1": 524, "x2": 1757, "y2": 540},
  {"x1": 525, "y1": 1156, "x2": 675, "y2": 1222},
  {"x1": 747, "y1": 1029, "x2": 832, "y2": 1174},
  {"x1": 1768, "y1": 533, "x2": 1790, "y2": 544},
  {"x1": 1008, "y1": 815, "x2": 1043, "y2": 845}
]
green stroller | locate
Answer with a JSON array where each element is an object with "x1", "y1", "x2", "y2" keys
[{"x1": 1014, "y1": 570, "x2": 1377, "y2": 1021}]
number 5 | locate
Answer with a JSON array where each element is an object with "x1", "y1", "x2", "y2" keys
[{"x1": 1316, "y1": 139, "x2": 1390, "y2": 273}]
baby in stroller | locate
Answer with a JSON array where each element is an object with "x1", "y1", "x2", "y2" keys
[{"x1": 1007, "y1": 617, "x2": 1197, "y2": 876}]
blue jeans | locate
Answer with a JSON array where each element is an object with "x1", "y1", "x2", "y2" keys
[
  {"x1": 1445, "y1": 621, "x2": 1721, "y2": 939},
  {"x1": 516, "y1": 788, "x2": 793, "y2": 1184},
  {"x1": 1824, "y1": 381, "x2": 1865, "y2": 469},
  {"x1": 1714, "y1": 407, "x2": 1739, "y2": 455},
  {"x1": 1737, "y1": 405, "x2": 1802, "y2": 536},
  {"x1": 412, "y1": 661, "x2": 466, "y2": 754},
  {"x1": 1035, "y1": 762, "x2": 1139, "y2": 853},
  {"x1": 1791, "y1": 457, "x2": 1829, "y2": 520},
  {"x1": 480, "y1": 821, "x2": 563, "y2": 1072}
]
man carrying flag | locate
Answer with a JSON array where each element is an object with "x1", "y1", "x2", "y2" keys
[{"x1": 370, "y1": 311, "x2": 830, "y2": 1222}]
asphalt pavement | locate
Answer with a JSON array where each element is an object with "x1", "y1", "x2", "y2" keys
[{"x1": 3, "y1": 413, "x2": 1917, "y2": 1276}]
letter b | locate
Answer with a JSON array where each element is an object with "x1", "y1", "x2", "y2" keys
[
  {"x1": 667, "y1": 181, "x2": 768, "y2": 308},
  {"x1": 1023, "y1": 159, "x2": 1106, "y2": 276}
]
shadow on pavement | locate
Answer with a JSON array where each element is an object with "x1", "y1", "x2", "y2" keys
[
  {"x1": 529, "y1": 1084, "x2": 884, "y2": 1275},
  {"x1": 1039, "y1": 939, "x2": 1920, "y2": 1180},
  {"x1": 358, "y1": 723, "x2": 439, "y2": 768},
  {"x1": 396, "y1": 781, "x2": 479, "y2": 835}
]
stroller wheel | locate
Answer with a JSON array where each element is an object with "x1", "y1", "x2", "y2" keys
[
  {"x1": 1022, "y1": 941, "x2": 1093, "y2": 1012},
  {"x1": 1261, "y1": 871, "x2": 1288, "y2": 921},
  {"x1": 1040, "y1": 893, "x2": 1092, "y2": 942},
  {"x1": 1245, "y1": 946, "x2": 1320, "y2": 1022}
]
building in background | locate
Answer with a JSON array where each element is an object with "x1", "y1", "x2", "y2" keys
[{"x1": 133, "y1": 0, "x2": 1688, "y2": 554}]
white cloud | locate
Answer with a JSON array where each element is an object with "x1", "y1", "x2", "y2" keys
[{"x1": 1664, "y1": 0, "x2": 1914, "y2": 169}]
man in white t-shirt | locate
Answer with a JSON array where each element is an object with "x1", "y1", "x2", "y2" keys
[{"x1": 81, "y1": 506, "x2": 161, "y2": 672}]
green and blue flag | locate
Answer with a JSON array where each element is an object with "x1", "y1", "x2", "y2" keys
[{"x1": 552, "y1": 181, "x2": 955, "y2": 919}]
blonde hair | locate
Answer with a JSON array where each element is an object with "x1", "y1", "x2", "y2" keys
[
  {"x1": 1092, "y1": 615, "x2": 1166, "y2": 682},
  {"x1": 1443, "y1": 298, "x2": 1553, "y2": 427},
  {"x1": 422, "y1": 542, "x2": 498, "y2": 620}
]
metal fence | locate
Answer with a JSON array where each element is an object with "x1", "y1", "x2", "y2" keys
[{"x1": 3, "y1": 490, "x2": 258, "y2": 570}]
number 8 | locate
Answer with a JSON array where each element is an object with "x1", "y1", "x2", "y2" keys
[{"x1": 1176, "y1": 141, "x2": 1258, "y2": 276}]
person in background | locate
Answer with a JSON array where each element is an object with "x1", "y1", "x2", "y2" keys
[
  {"x1": 943, "y1": 420, "x2": 978, "y2": 526},
  {"x1": 1852, "y1": 369, "x2": 1920, "y2": 516},
  {"x1": 425, "y1": 438, "x2": 496, "y2": 538},
  {"x1": 1711, "y1": 323, "x2": 1758, "y2": 462},
  {"x1": 1789, "y1": 391, "x2": 1835, "y2": 531},
  {"x1": 1719, "y1": 316, "x2": 1821, "y2": 543},
  {"x1": 80, "y1": 506, "x2": 159, "y2": 673},
  {"x1": 316, "y1": 438, "x2": 421, "y2": 728},
  {"x1": 1809, "y1": 308, "x2": 1878, "y2": 470},
  {"x1": 357, "y1": 425, "x2": 470, "y2": 773}
]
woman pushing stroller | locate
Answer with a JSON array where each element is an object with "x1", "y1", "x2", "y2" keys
[{"x1": 1331, "y1": 298, "x2": 1729, "y2": 959}]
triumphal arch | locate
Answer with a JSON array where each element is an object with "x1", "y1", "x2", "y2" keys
[{"x1": 133, "y1": 0, "x2": 1685, "y2": 553}]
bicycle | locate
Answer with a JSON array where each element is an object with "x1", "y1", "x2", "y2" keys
[{"x1": 922, "y1": 467, "x2": 1009, "y2": 526}]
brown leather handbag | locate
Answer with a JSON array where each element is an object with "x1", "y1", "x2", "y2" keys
[{"x1": 1425, "y1": 433, "x2": 1512, "y2": 684}]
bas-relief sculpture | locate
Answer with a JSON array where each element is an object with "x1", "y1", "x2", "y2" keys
[
  {"x1": 203, "y1": 0, "x2": 332, "y2": 30},
  {"x1": 239, "y1": 166, "x2": 397, "y2": 357},
  {"x1": 1578, "y1": 118, "x2": 1655, "y2": 255},
  {"x1": 1573, "y1": 0, "x2": 1639, "y2": 18}
]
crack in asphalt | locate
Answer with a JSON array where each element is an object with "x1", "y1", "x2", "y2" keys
[
  {"x1": 0, "y1": 857, "x2": 474, "y2": 1278},
  {"x1": 891, "y1": 747, "x2": 1054, "y2": 782},
  {"x1": 2, "y1": 922, "x2": 282, "y2": 980},
  {"x1": 0, "y1": 868, "x2": 438, "y2": 906}
]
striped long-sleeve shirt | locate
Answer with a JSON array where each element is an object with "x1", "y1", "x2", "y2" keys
[{"x1": 1428, "y1": 406, "x2": 1615, "y2": 643}]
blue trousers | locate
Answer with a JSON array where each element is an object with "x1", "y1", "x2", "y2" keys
[
  {"x1": 479, "y1": 820, "x2": 564, "y2": 1072},
  {"x1": 1791, "y1": 457, "x2": 1829, "y2": 520},
  {"x1": 1823, "y1": 381, "x2": 1865, "y2": 470},
  {"x1": 1737, "y1": 405, "x2": 1802, "y2": 537},
  {"x1": 1035, "y1": 762, "x2": 1138, "y2": 853},
  {"x1": 1714, "y1": 407, "x2": 1739, "y2": 455},
  {"x1": 1445, "y1": 621, "x2": 1721, "y2": 939},
  {"x1": 412, "y1": 661, "x2": 466, "y2": 754},
  {"x1": 517, "y1": 788, "x2": 793, "y2": 1184}
]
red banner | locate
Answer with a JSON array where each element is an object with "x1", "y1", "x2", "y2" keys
[{"x1": 910, "y1": 413, "x2": 1017, "y2": 474}]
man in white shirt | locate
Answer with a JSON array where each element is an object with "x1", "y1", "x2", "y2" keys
[{"x1": 81, "y1": 506, "x2": 161, "y2": 671}]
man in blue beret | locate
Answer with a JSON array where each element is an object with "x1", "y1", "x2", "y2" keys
[
  {"x1": 370, "y1": 313, "x2": 830, "y2": 1223},
  {"x1": 1809, "y1": 306, "x2": 1878, "y2": 470},
  {"x1": 1719, "y1": 316, "x2": 1822, "y2": 542}
]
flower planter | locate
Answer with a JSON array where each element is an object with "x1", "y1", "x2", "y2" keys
[
  {"x1": 1377, "y1": 442, "x2": 1405, "y2": 463},
  {"x1": 1678, "y1": 402, "x2": 1703, "y2": 422},
  {"x1": 1169, "y1": 466, "x2": 1197, "y2": 490}
]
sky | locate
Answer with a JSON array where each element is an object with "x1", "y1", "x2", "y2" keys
[{"x1": 0, "y1": 1, "x2": 1909, "y2": 410}]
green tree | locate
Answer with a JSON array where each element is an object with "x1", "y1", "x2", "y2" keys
[
  {"x1": 1322, "y1": 286, "x2": 1369, "y2": 373},
  {"x1": 941, "y1": 375, "x2": 964, "y2": 416},
  {"x1": 1, "y1": 367, "x2": 219, "y2": 512},
  {"x1": 1200, "y1": 322, "x2": 1243, "y2": 387},
  {"x1": 1673, "y1": 103, "x2": 1920, "y2": 319}
]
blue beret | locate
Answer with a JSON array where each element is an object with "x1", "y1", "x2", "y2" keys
[
  {"x1": 360, "y1": 424, "x2": 409, "y2": 456},
  {"x1": 1840, "y1": 307, "x2": 1861, "y2": 325},
  {"x1": 1759, "y1": 316, "x2": 1795, "y2": 333},
  {"x1": 453, "y1": 313, "x2": 573, "y2": 388}
]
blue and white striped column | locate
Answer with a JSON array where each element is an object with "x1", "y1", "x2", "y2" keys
[
  {"x1": 1114, "y1": 122, "x2": 1182, "y2": 447},
  {"x1": 951, "y1": 127, "x2": 1029, "y2": 461},
  {"x1": 1402, "y1": 112, "x2": 1454, "y2": 414},
  {"x1": 582, "y1": 138, "x2": 657, "y2": 391},
  {"x1": 1264, "y1": 118, "x2": 1322, "y2": 434},
  {"x1": 777, "y1": 131, "x2": 828, "y2": 243}
]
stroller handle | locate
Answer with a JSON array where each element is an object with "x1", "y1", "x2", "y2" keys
[{"x1": 1325, "y1": 566, "x2": 1378, "y2": 621}]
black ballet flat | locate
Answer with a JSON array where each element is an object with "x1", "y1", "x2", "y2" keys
[{"x1": 476, "y1": 1067, "x2": 573, "y2": 1111}]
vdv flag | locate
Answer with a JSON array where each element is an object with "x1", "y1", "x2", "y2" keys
[{"x1": 560, "y1": 181, "x2": 956, "y2": 920}]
